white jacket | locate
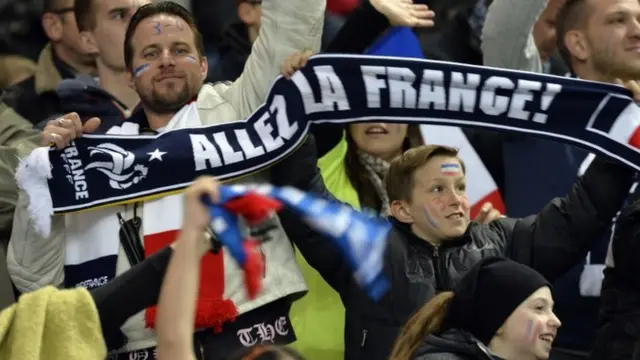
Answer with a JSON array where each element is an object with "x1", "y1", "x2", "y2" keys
[{"x1": 8, "y1": 0, "x2": 325, "y2": 352}]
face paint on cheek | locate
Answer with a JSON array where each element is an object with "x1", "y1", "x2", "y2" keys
[
  {"x1": 423, "y1": 206, "x2": 439, "y2": 229},
  {"x1": 133, "y1": 63, "x2": 151, "y2": 78},
  {"x1": 184, "y1": 55, "x2": 198, "y2": 64},
  {"x1": 525, "y1": 319, "x2": 544, "y2": 344},
  {"x1": 440, "y1": 163, "x2": 462, "y2": 176}
]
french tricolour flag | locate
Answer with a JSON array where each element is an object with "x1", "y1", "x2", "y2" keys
[{"x1": 367, "y1": 27, "x2": 506, "y2": 219}]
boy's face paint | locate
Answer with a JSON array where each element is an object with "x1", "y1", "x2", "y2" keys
[
  {"x1": 440, "y1": 163, "x2": 462, "y2": 176},
  {"x1": 133, "y1": 63, "x2": 151, "y2": 78},
  {"x1": 423, "y1": 207, "x2": 439, "y2": 229}
]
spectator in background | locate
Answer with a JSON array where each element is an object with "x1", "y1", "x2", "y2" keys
[
  {"x1": 390, "y1": 257, "x2": 560, "y2": 360},
  {"x1": 482, "y1": 0, "x2": 625, "y2": 359},
  {"x1": 40, "y1": 0, "x2": 151, "y2": 132},
  {"x1": 3, "y1": 0, "x2": 96, "y2": 125}
]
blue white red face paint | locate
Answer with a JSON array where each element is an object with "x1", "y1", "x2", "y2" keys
[
  {"x1": 424, "y1": 207, "x2": 439, "y2": 229},
  {"x1": 440, "y1": 163, "x2": 462, "y2": 176},
  {"x1": 133, "y1": 63, "x2": 151, "y2": 78}
]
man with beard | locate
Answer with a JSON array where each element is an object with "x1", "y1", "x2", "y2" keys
[
  {"x1": 555, "y1": 0, "x2": 640, "y2": 358},
  {"x1": 8, "y1": 1, "x2": 327, "y2": 359}
]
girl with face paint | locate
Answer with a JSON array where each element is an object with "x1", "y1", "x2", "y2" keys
[{"x1": 390, "y1": 257, "x2": 561, "y2": 360}]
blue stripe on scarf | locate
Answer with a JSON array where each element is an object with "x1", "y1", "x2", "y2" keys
[{"x1": 205, "y1": 185, "x2": 391, "y2": 300}]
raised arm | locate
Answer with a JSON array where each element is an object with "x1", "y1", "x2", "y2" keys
[
  {"x1": 155, "y1": 178, "x2": 218, "y2": 360},
  {"x1": 222, "y1": 0, "x2": 325, "y2": 119},
  {"x1": 482, "y1": 0, "x2": 548, "y2": 72},
  {"x1": 499, "y1": 157, "x2": 634, "y2": 282}
]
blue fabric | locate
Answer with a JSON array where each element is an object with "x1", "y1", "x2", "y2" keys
[
  {"x1": 366, "y1": 27, "x2": 423, "y2": 58},
  {"x1": 203, "y1": 184, "x2": 392, "y2": 300}
]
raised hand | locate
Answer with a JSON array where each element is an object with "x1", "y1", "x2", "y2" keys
[
  {"x1": 370, "y1": 0, "x2": 435, "y2": 28},
  {"x1": 474, "y1": 202, "x2": 505, "y2": 224},
  {"x1": 281, "y1": 50, "x2": 314, "y2": 79}
]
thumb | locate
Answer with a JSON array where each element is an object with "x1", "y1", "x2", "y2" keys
[{"x1": 83, "y1": 117, "x2": 101, "y2": 133}]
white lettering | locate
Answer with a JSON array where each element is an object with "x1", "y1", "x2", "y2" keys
[
  {"x1": 532, "y1": 83, "x2": 563, "y2": 124},
  {"x1": 213, "y1": 132, "x2": 244, "y2": 165},
  {"x1": 508, "y1": 79, "x2": 542, "y2": 120},
  {"x1": 418, "y1": 70, "x2": 446, "y2": 110},
  {"x1": 388, "y1": 67, "x2": 417, "y2": 108},
  {"x1": 254, "y1": 112, "x2": 284, "y2": 152},
  {"x1": 234, "y1": 129, "x2": 265, "y2": 159},
  {"x1": 190, "y1": 134, "x2": 223, "y2": 171},
  {"x1": 480, "y1": 76, "x2": 515, "y2": 116},
  {"x1": 449, "y1": 72, "x2": 481, "y2": 112},
  {"x1": 291, "y1": 66, "x2": 350, "y2": 114},
  {"x1": 270, "y1": 95, "x2": 298, "y2": 140},
  {"x1": 361, "y1": 65, "x2": 387, "y2": 108}
]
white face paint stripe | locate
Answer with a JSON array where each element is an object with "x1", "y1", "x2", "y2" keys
[
  {"x1": 440, "y1": 163, "x2": 461, "y2": 175},
  {"x1": 133, "y1": 63, "x2": 151, "y2": 78}
]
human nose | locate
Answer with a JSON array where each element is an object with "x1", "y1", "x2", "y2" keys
[{"x1": 159, "y1": 49, "x2": 176, "y2": 67}]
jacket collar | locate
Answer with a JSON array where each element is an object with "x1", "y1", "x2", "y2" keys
[
  {"x1": 389, "y1": 216, "x2": 468, "y2": 251},
  {"x1": 34, "y1": 43, "x2": 74, "y2": 95}
]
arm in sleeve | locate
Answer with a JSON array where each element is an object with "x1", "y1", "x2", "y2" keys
[
  {"x1": 222, "y1": 0, "x2": 325, "y2": 119},
  {"x1": 482, "y1": 0, "x2": 547, "y2": 72},
  {"x1": 7, "y1": 191, "x2": 66, "y2": 292},
  {"x1": 312, "y1": 0, "x2": 390, "y2": 157},
  {"x1": 501, "y1": 157, "x2": 635, "y2": 282}
]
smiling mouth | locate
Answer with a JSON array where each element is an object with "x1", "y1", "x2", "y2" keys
[
  {"x1": 445, "y1": 212, "x2": 464, "y2": 219},
  {"x1": 539, "y1": 334, "x2": 555, "y2": 344}
]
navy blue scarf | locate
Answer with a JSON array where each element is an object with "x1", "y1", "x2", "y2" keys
[{"x1": 18, "y1": 53, "x2": 640, "y2": 215}]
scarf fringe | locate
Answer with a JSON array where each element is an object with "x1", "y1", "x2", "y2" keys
[
  {"x1": 145, "y1": 299, "x2": 238, "y2": 333},
  {"x1": 14, "y1": 147, "x2": 54, "y2": 237}
]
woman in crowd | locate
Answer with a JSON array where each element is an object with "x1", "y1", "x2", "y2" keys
[{"x1": 390, "y1": 257, "x2": 561, "y2": 360}]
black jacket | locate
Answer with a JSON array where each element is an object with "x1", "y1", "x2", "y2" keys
[
  {"x1": 274, "y1": 136, "x2": 634, "y2": 360},
  {"x1": 413, "y1": 329, "x2": 502, "y2": 360},
  {"x1": 40, "y1": 74, "x2": 132, "y2": 133}
]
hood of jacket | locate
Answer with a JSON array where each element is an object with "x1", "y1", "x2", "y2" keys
[
  {"x1": 49, "y1": 75, "x2": 129, "y2": 133},
  {"x1": 413, "y1": 329, "x2": 501, "y2": 360}
]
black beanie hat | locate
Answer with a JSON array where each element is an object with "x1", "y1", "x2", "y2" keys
[{"x1": 444, "y1": 257, "x2": 551, "y2": 345}]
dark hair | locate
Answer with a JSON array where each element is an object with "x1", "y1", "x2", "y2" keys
[
  {"x1": 123, "y1": 1, "x2": 206, "y2": 70},
  {"x1": 43, "y1": 0, "x2": 66, "y2": 13},
  {"x1": 345, "y1": 124, "x2": 424, "y2": 211},
  {"x1": 226, "y1": 345, "x2": 305, "y2": 360},
  {"x1": 555, "y1": 0, "x2": 590, "y2": 68},
  {"x1": 74, "y1": 0, "x2": 96, "y2": 31}
]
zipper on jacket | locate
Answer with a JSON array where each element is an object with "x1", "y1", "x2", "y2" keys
[
  {"x1": 360, "y1": 329, "x2": 368, "y2": 347},
  {"x1": 199, "y1": 342, "x2": 205, "y2": 360},
  {"x1": 432, "y1": 246, "x2": 446, "y2": 291}
]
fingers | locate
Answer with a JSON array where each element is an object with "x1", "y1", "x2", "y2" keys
[
  {"x1": 616, "y1": 79, "x2": 640, "y2": 102},
  {"x1": 281, "y1": 51, "x2": 313, "y2": 79},
  {"x1": 83, "y1": 117, "x2": 101, "y2": 133},
  {"x1": 474, "y1": 202, "x2": 504, "y2": 224},
  {"x1": 189, "y1": 176, "x2": 220, "y2": 204},
  {"x1": 411, "y1": 5, "x2": 435, "y2": 27},
  {"x1": 42, "y1": 113, "x2": 80, "y2": 149}
]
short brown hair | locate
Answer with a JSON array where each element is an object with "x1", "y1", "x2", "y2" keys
[
  {"x1": 555, "y1": 0, "x2": 590, "y2": 68},
  {"x1": 385, "y1": 145, "x2": 464, "y2": 203},
  {"x1": 124, "y1": 2, "x2": 206, "y2": 70}
]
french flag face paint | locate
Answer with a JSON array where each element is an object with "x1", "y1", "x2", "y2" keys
[
  {"x1": 133, "y1": 63, "x2": 151, "y2": 78},
  {"x1": 440, "y1": 163, "x2": 462, "y2": 176}
]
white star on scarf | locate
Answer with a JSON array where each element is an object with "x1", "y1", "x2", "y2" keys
[{"x1": 147, "y1": 149, "x2": 167, "y2": 162}]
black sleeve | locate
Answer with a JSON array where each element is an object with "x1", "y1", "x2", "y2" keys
[
  {"x1": 90, "y1": 246, "x2": 173, "y2": 340},
  {"x1": 277, "y1": 171, "x2": 354, "y2": 296},
  {"x1": 312, "y1": 0, "x2": 391, "y2": 158},
  {"x1": 501, "y1": 157, "x2": 634, "y2": 282},
  {"x1": 271, "y1": 135, "x2": 354, "y2": 295}
]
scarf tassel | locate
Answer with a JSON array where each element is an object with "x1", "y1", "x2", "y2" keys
[{"x1": 145, "y1": 299, "x2": 239, "y2": 333}]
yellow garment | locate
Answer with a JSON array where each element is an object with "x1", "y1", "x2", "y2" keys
[
  {"x1": 0, "y1": 286, "x2": 106, "y2": 360},
  {"x1": 289, "y1": 134, "x2": 359, "y2": 360}
]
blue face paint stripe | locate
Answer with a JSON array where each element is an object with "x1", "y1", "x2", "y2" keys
[
  {"x1": 424, "y1": 207, "x2": 439, "y2": 229},
  {"x1": 133, "y1": 63, "x2": 150, "y2": 77}
]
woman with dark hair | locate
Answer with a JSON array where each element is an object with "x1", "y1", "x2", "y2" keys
[{"x1": 390, "y1": 257, "x2": 561, "y2": 360}]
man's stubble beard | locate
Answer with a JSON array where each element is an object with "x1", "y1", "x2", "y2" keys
[{"x1": 140, "y1": 82, "x2": 194, "y2": 115}]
